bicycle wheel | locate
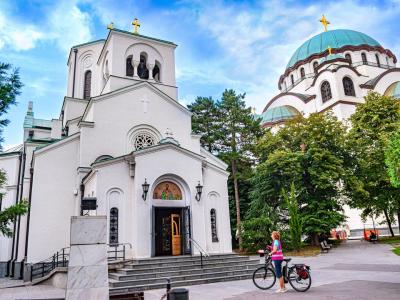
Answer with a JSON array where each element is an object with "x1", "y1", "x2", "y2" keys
[
  {"x1": 252, "y1": 266, "x2": 276, "y2": 290},
  {"x1": 288, "y1": 267, "x2": 311, "y2": 292}
]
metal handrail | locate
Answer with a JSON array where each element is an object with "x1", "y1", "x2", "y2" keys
[
  {"x1": 189, "y1": 237, "x2": 209, "y2": 268},
  {"x1": 30, "y1": 247, "x2": 70, "y2": 281},
  {"x1": 107, "y1": 243, "x2": 132, "y2": 261}
]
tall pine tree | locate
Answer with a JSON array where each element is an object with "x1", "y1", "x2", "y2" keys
[{"x1": 217, "y1": 90, "x2": 262, "y2": 251}]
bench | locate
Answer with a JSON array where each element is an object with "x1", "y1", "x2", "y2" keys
[{"x1": 320, "y1": 241, "x2": 330, "y2": 253}]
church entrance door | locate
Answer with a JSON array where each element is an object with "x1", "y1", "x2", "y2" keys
[{"x1": 154, "y1": 207, "x2": 191, "y2": 256}]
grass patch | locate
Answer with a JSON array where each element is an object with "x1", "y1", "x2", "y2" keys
[
  {"x1": 378, "y1": 236, "x2": 400, "y2": 244},
  {"x1": 392, "y1": 247, "x2": 400, "y2": 256},
  {"x1": 285, "y1": 245, "x2": 320, "y2": 257}
]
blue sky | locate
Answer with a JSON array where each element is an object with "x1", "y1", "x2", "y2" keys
[{"x1": 1, "y1": 0, "x2": 400, "y2": 148}]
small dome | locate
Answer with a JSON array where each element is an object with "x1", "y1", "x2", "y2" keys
[
  {"x1": 261, "y1": 105, "x2": 301, "y2": 124},
  {"x1": 287, "y1": 29, "x2": 381, "y2": 69},
  {"x1": 384, "y1": 82, "x2": 400, "y2": 98}
]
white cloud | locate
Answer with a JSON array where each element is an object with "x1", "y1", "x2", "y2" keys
[
  {"x1": 0, "y1": 1, "x2": 92, "y2": 53},
  {"x1": 0, "y1": 13, "x2": 44, "y2": 51}
]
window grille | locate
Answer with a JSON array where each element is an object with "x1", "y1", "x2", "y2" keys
[
  {"x1": 210, "y1": 209, "x2": 218, "y2": 242},
  {"x1": 321, "y1": 81, "x2": 332, "y2": 102},
  {"x1": 134, "y1": 132, "x2": 156, "y2": 150},
  {"x1": 83, "y1": 70, "x2": 92, "y2": 99},
  {"x1": 110, "y1": 207, "x2": 118, "y2": 244},
  {"x1": 343, "y1": 77, "x2": 356, "y2": 96}
]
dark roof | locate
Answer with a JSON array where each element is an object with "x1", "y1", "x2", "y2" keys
[
  {"x1": 71, "y1": 39, "x2": 106, "y2": 49},
  {"x1": 111, "y1": 29, "x2": 177, "y2": 46}
]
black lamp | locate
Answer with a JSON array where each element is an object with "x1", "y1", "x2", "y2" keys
[
  {"x1": 195, "y1": 181, "x2": 203, "y2": 201},
  {"x1": 142, "y1": 179, "x2": 150, "y2": 201}
]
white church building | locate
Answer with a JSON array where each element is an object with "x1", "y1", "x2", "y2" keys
[
  {"x1": 260, "y1": 18, "x2": 400, "y2": 231},
  {"x1": 0, "y1": 24, "x2": 232, "y2": 278}
]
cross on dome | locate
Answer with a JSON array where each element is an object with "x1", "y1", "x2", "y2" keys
[
  {"x1": 319, "y1": 15, "x2": 330, "y2": 32},
  {"x1": 132, "y1": 18, "x2": 140, "y2": 34}
]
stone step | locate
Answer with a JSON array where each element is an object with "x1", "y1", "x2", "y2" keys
[
  {"x1": 131, "y1": 253, "x2": 238, "y2": 264},
  {"x1": 123, "y1": 256, "x2": 252, "y2": 269},
  {"x1": 117, "y1": 258, "x2": 260, "y2": 274},
  {"x1": 109, "y1": 268, "x2": 255, "y2": 288},
  {"x1": 109, "y1": 262, "x2": 261, "y2": 281},
  {"x1": 109, "y1": 273, "x2": 254, "y2": 295}
]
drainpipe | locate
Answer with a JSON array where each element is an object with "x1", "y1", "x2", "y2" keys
[
  {"x1": 72, "y1": 49, "x2": 78, "y2": 98},
  {"x1": 8, "y1": 153, "x2": 22, "y2": 277},
  {"x1": 21, "y1": 165, "x2": 34, "y2": 280},
  {"x1": 0, "y1": 193, "x2": 3, "y2": 211},
  {"x1": 80, "y1": 183, "x2": 85, "y2": 216},
  {"x1": 12, "y1": 151, "x2": 26, "y2": 277}
]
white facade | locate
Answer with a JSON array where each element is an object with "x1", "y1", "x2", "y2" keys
[
  {"x1": 0, "y1": 28, "x2": 232, "y2": 278},
  {"x1": 261, "y1": 29, "x2": 400, "y2": 232}
]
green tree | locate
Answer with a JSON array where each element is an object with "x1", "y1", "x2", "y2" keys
[
  {"x1": 250, "y1": 113, "x2": 347, "y2": 245},
  {"x1": 385, "y1": 129, "x2": 400, "y2": 188},
  {"x1": 0, "y1": 61, "x2": 25, "y2": 237},
  {"x1": 0, "y1": 200, "x2": 29, "y2": 237},
  {"x1": 0, "y1": 63, "x2": 22, "y2": 148},
  {"x1": 187, "y1": 96, "x2": 221, "y2": 153},
  {"x1": 347, "y1": 92, "x2": 400, "y2": 236},
  {"x1": 217, "y1": 89, "x2": 263, "y2": 251},
  {"x1": 242, "y1": 215, "x2": 274, "y2": 252},
  {"x1": 282, "y1": 183, "x2": 302, "y2": 251}
]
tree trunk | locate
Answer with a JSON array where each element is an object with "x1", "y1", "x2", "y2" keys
[
  {"x1": 397, "y1": 208, "x2": 400, "y2": 235},
  {"x1": 311, "y1": 232, "x2": 319, "y2": 246},
  {"x1": 232, "y1": 159, "x2": 243, "y2": 251},
  {"x1": 383, "y1": 209, "x2": 395, "y2": 237}
]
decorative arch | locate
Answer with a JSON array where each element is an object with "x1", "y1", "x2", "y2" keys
[
  {"x1": 343, "y1": 76, "x2": 356, "y2": 96},
  {"x1": 153, "y1": 181, "x2": 183, "y2": 200},
  {"x1": 313, "y1": 61, "x2": 319, "y2": 73},
  {"x1": 93, "y1": 155, "x2": 114, "y2": 164},
  {"x1": 126, "y1": 124, "x2": 162, "y2": 153},
  {"x1": 361, "y1": 52, "x2": 368, "y2": 65},
  {"x1": 106, "y1": 188, "x2": 124, "y2": 245},
  {"x1": 83, "y1": 70, "x2": 92, "y2": 99},
  {"x1": 320, "y1": 81, "x2": 332, "y2": 102},
  {"x1": 375, "y1": 53, "x2": 381, "y2": 67},
  {"x1": 345, "y1": 53, "x2": 352, "y2": 64},
  {"x1": 210, "y1": 208, "x2": 219, "y2": 242},
  {"x1": 151, "y1": 174, "x2": 191, "y2": 206},
  {"x1": 126, "y1": 55, "x2": 134, "y2": 77},
  {"x1": 153, "y1": 60, "x2": 161, "y2": 82}
]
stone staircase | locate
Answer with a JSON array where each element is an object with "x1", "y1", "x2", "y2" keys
[{"x1": 108, "y1": 253, "x2": 261, "y2": 296}]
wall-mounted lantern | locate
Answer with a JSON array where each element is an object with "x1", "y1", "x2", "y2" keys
[
  {"x1": 195, "y1": 181, "x2": 203, "y2": 201},
  {"x1": 142, "y1": 179, "x2": 150, "y2": 201}
]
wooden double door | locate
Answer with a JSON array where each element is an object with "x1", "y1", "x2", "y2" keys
[{"x1": 154, "y1": 207, "x2": 191, "y2": 256}]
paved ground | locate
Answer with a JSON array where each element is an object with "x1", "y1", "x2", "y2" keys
[{"x1": 1, "y1": 240, "x2": 399, "y2": 299}]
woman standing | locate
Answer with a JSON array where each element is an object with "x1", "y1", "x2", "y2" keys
[{"x1": 270, "y1": 231, "x2": 287, "y2": 293}]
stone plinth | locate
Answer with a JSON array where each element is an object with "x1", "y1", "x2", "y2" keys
[{"x1": 66, "y1": 216, "x2": 109, "y2": 300}]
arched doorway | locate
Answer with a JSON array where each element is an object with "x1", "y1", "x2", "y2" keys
[{"x1": 151, "y1": 178, "x2": 191, "y2": 256}]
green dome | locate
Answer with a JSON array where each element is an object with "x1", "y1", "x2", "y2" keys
[
  {"x1": 261, "y1": 105, "x2": 300, "y2": 124},
  {"x1": 384, "y1": 82, "x2": 400, "y2": 98},
  {"x1": 287, "y1": 29, "x2": 381, "y2": 69}
]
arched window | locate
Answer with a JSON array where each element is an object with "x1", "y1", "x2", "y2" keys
[
  {"x1": 109, "y1": 207, "x2": 118, "y2": 244},
  {"x1": 300, "y1": 68, "x2": 305, "y2": 79},
  {"x1": 321, "y1": 81, "x2": 332, "y2": 102},
  {"x1": 153, "y1": 63, "x2": 160, "y2": 82},
  {"x1": 210, "y1": 209, "x2": 218, "y2": 242},
  {"x1": 345, "y1": 54, "x2": 352, "y2": 64},
  {"x1": 290, "y1": 74, "x2": 294, "y2": 85},
  {"x1": 137, "y1": 53, "x2": 149, "y2": 79},
  {"x1": 313, "y1": 61, "x2": 319, "y2": 74},
  {"x1": 126, "y1": 56, "x2": 133, "y2": 77},
  {"x1": 375, "y1": 54, "x2": 380, "y2": 67},
  {"x1": 343, "y1": 77, "x2": 355, "y2": 96},
  {"x1": 83, "y1": 70, "x2": 91, "y2": 99},
  {"x1": 361, "y1": 53, "x2": 368, "y2": 65}
]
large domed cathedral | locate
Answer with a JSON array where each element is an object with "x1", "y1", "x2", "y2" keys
[
  {"x1": 260, "y1": 17, "x2": 400, "y2": 233},
  {"x1": 260, "y1": 17, "x2": 399, "y2": 128}
]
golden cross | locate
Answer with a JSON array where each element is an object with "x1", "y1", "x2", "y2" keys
[
  {"x1": 132, "y1": 18, "x2": 140, "y2": 34},
  {"x1": 107, "y1": 22, "x2": 114, "y2": 30},
  {"x1": 328, "y1": 46, "x2": 333, "y2": 55},
  {"x1": 319, "y1": 15, "x2": 330, "y2": 32}
]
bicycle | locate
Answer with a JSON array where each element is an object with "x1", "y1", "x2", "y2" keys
[{"x1": 252, "y1": 249, "x2": 312, "y2": 292}]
